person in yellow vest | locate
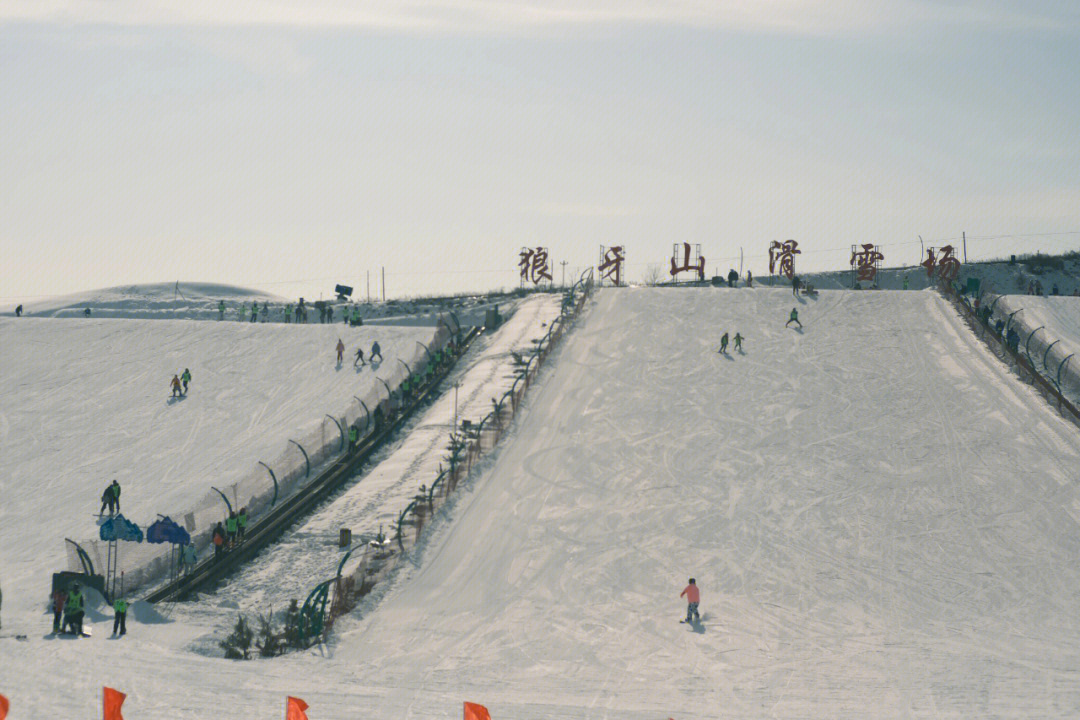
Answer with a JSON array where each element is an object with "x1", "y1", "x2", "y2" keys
[
  {"x1": 113, "y1": 597, "x2": 128, "y2": 637},
  {"x1": 226, "y1": 511, "x2": 239, "y2": 547},
  {"x1": 64, "y1": 583, "x2": 85, "y2": 636},
  {"x1": 237, "y1": 507, "x2": 248, "y2": 542}
]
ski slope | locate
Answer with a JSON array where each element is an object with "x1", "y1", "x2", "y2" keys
[
  {"x1": 4, "y1": 287, "x2": 1080, "y2": 718},
  {"x1": 0, "y1": 316, "x2": 434, "y2": 620}
]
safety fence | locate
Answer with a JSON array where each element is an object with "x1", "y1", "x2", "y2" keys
[
  {"x1": 66, "y1": 321, "x2": 459, "y2": 599},
  {"x1": 318, "y1": 269, "x2": 596, "y2": 643},
  {"x1": 942, "y1": 282, "x2": 1080, "y2": 424}
]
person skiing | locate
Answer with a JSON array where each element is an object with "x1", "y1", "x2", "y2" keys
[
  {"x1": 65, "y1": 583, "x2": 85, "y2": 636},
  {"x1": 181, "y1": 368, "x2": 192, "y2": 395},
  {"x1": 733, "y1": 332, "x2": 744, "y2": 352},
  {"x1": 218, "y1": 300, "x2": 226, "y2": 320},
  {"x1": 718, "y1": 332, "x2": 729, "y2": 354},
  {"x1": 786, "y1": 307, "x2": 802, "y2": 329},
  {"x1": 284, "y1": 304, "x2": 293, "y2": 324},
  {"x1": 212, "y1": 522, "x2": 226, "y2": 559},
  {"x1": 112, "y1": 596, "x2": 128, "y2": 636},
  {"x1": 680, "y1": 578, "x2": 700, "y2": 624},
  {"x1": 237, "y1": 507, "x2": 248, "y2": 542},
  {"x1": 354, "y1": 347, "x2": 365, "y2": 367},
  {"x1": 52, "y1": 587, "x2": 67, "y2": 633},
  {"x1": 336, "y1": 339, "x2": 345, "y2": 364},
  {"x1": 370, "y1": 341, "x2": 383, "y2": 363},
  {"x1": 171, "y1": 374, "x2": 183, "y2": 397}
]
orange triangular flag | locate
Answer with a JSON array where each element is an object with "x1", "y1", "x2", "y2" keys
[
  {"x1": 464, "y1": 701, "x2": 491, "y2": 720},
  {"x1": 103, "y1": 687, "x2": 126, "y2": 720},
  {"x1": 0, "y1": 693, "x2": 9, "y2": 720},
  {"x1": 286, "y1": 696, "x2": 309, "y2": 720}
]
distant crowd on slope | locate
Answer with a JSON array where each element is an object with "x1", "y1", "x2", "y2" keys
[{"x1": 217, "y1": 297, "x2": 370, "y2": 326}]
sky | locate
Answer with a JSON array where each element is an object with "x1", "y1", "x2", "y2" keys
[{"x1": 2, "y1": 0, "x2": 1080, "y2": 303}]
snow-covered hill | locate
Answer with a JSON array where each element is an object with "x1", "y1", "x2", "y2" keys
[{"x1": 4, "y1": 287, "x2": 1080, "y2": 718}]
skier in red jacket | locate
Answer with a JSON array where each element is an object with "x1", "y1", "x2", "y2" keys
[{"x1": 680, "y1": 578, "x2": 700, "y2": 624}]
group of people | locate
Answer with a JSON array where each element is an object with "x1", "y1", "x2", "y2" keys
[
  {"x1": 211, "y1": 508, "x2": 249, "y2": 559},
  {"x1": 99, "y1": 479, "x2": 122, "y2": 516},
  {"x1": 336, "y1": 339, "x2": 383, "y2": 367},
  {"x1": 1025, "y1": 280, "x2": 1079, "y2": 297},
  {"x1": 50, "y1": 583, "x2": 130, "y2": 637},
  {"x1": 717, "y1": 331, "x2": 744, "y2": 354},
  {"x1": 170, "y1": 368, "x2": 192, "y2": 398}
]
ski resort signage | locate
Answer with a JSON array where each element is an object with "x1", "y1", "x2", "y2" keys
[
  {"x1": 921, "y1": 245, "x2": 961, "y2": 282},
  {"x1": 769, "y1": 239, "x2": 800, "y2": 280},
  {"x1": 670, "y1": 242, "x2": 705, "y2": 282},
  {"x1": 851, "y1": 243, "x2": 884, "y2": 284},
  {"x1": 598, "y1": 245, "x2": 625, "y2": 286},
  {"x1": 519, "y1": 247, "x2": 553, "y2": 286}
]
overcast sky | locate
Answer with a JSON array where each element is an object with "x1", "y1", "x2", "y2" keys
[{"x1": 2, "y1": 1, "x2": 1079, "y2": 303}]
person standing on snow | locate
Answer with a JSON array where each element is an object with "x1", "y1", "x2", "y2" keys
[
  {"x1": 792, "y1": 275, "x2": 801, "y2": 296},
  {"x1": 785, "y1": 307, "x2": 802, "y2": 329},
  {"x1": 64, "y1": 583, "x2": 85, "y2": 635},
  {"x1": 100, "y1": 484, "x2": 116, "y2": 516},
  {"x1": 251, "y1": 301, "x2": 258, "y2": 323},
  {"x1": 238, "y1": 304, "x2": 246, "y2": 322},
  {"x1": 212, "y1": 523, "x2": 226, "y2": 559},
  {"x1": 746, "y1": 270, "x2": 753, "y2": 288},
  {"x1": 262, "y1": 302, "x2": 269, "y2": 322},
  {"x1": 336, "y1": 339, "x2": 345, "y2": 364},
  {"x1": 237, "y1": 507, "x2": 248, "y2": 542},
  {"x1": 226, "y1": 511, "x2": 238, "y2": 547},
  {"x1": 718, "y1": 332, "x2": 729, "y2": 354},
  {"x1": 733, "y1": 332, "x2": 744, "y2": 352},
  {"x1": 354, "y1": 347, "x2": 365, "y2": 367},
  {"x1": 352, "y1": 306, "x2": 361, "y2": 327},
  {"x1": 181, "y1": 543, "x2": 197, "y2": 574},
  {"x1": 171, "y1": 374, "x2": 183, "y2": 397},
  {"x1": 284, "y1": 304, "x2": 293, "y2": 324},
  {"x1": 370, "y1": 341, "x2": 383, "y2": 363},
  {"x1": 680, "y1": 578, "x2": 700, "y2": 624},
  {"x1": 112, "y1": 596, "x2": 128, "y2": 637},
  {"x1": 51, "y1": 587, "x2": 67, "y2": 633},
  {"x1": 218, "y1": 300, "x2": 226, "y2": 320},
  {"x1": 181, "y1": 368, "x2": 192, "y2": 395}
]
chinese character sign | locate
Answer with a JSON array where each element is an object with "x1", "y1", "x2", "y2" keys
[
  {"x1": 921, "y1": 247, "x2": 937, "y2": 279},
  {"x1": 598, "y1": 245, "x2": 625, "y2": 286},
  {"x1": 850, "y1": 244, "x2": 884, "y2": 283},
  {"x1": 670, "y1": 243, "x2": 705, "y2": 281},
  {"x1": 519, "y1": 247, "x2": 553, "y2": 285},
  {"x1": 921, "y1": 246, "x2": 961, "y2": 282},
  {"x1": 769, "y1": 240, "x2": 800, "y2": 280}
]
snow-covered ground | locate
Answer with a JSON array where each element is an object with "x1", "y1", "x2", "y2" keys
[
  {"x1": 988, "y1": 294, "x2": 1080, "y2": 402},
  {"x1": 0, "y1": 315, "x2": 435, "y2": 621},
  {"x1": 5, "y1": 287, "x2": 1080, "y2": 718}
]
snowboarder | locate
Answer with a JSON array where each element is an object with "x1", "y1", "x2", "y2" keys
[
  {"x1": 336, "y1": 339, "x2": 345, "y2": 364},
  {"x1": 718, "y1": 332, "x2": 729, "y2": 354},
  {"x1": 680, "y1": 578, "x2": 700, "y2": 624},
  {"x1": 237, "y1": 507, "x2": 248, "y2": 542},
  {"x1": 733, "y1": 332, "x2": 743, "y2": 352},
  {"x1": 354, "y1": 347, "x2": 365, "y2": 367},
  {"x1": 370, "y1": 341, "x2": 383, "y2": 363},
  {"x1": 785, "y1": 308, "x2": 802, "y2": 329},
  {"x1": 171, "y1": 374, "x2": 183, "y2": 397},
  {"x1": 51, "y1": 588, "x2": 67, "y2": 633},
  {"x1": 112, "y1": 597, "x2": 128, "y2": 636},
  {"x1": 64, "y1": 583, "x2": 85, "y2": 636},
  {"x1": 181, "y1": 368, "x2": 191, "y2": 395},
  {"x1": 218, "y1": 300, "x2": 226, "y2": 320}
]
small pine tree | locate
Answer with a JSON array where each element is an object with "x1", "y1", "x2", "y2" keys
[
  {"x1": 284, "y1": 599, "x2": 303, "y2": 650},
  {"x1": 256, "y1": 608, "x2": 284, "y2": 658},
  {"x1": 220, "y1": 614, "x2": 253, "y2": 660}
]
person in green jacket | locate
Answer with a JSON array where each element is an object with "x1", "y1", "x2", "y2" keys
[
  {"x1": 238, "y1": 305, "x2": 246, "y2": 322},
  {"x1": 112, "y1": 597, "x2": 128, "y2": 636},
  {"x1": 251, "y1": 301, "x2": 259, "y2": 323},
  {"x1": 284, "y1": 304, "x2": 293, "y2": 324},
  {"x1": 351, "y1": 307, "x2": 361, "y2": 327},
  {"x1": 218, "y1": 300, "x2": 226, "y2": 320},
  {"x1": 64, "y1": 583, "x2": 85, "y2": 635},
  {"x1": 785, "y1": 307, "x2": 802, "y2": 329},
  {"x1": 226, "y1": 511, "x2": 239, "y2": 547},
  {"x1": 181, "y1": 368, "x2": 192, "y2": 395},
  {"x1": 718, "y1": 332, "x2": 729, "y2": 354},
  {"x1": 237, "y1": 507, "x2": 248, "y2": 542},
  {"x1": 733, "y1": 332, "x2": 744, "y2": 352},
  {"x1": 348, "y1": 424, "x2": 359, "y2": 449}
]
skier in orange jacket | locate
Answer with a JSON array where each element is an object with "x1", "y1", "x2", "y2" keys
[{"x1": 680, "y1": 578, "x2": 700, "y2": 624}]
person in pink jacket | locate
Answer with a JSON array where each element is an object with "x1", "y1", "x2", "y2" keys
[
  {"x1": 680, "y1": 578, "x2": 700, "y2": 623},
  {"x1": 336, "y1": 339, "x2": 345, "y2": 364}
]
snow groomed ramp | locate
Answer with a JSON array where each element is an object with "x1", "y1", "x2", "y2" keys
[{"x1": 329, "y1": 287, "x2": 1080, "y2": 717}]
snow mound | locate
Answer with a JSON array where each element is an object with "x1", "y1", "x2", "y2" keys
[{"x1": 16, "y1": 282, "x2": 291, "y2": 320}]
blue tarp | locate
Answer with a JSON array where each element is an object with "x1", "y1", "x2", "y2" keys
[
  {"x1": 99, "y1": 514, "x2": 144, "y2": 542},
  {"x1": 146, "y1": 516, "x2": 191, "y2": 545}
]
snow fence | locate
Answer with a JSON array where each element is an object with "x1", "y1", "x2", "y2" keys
[{"x1": 68, "y1": 321, "x2": 456, "y2": 597}]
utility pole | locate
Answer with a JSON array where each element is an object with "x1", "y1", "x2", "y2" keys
[
  {"x1": 382, "y1": 266, "x2": 385, "y2": 302},
  {"x1": 962, "y1": 231, "x2": 967, "y2": 263},
  {"x1": 560, "y1": 260, "x2": 568, "y2": 287}
]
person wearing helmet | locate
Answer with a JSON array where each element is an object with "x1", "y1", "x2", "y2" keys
[
  {"x1": 181, "y1": 368, "x2": 192, "y2": 395},
  {"x1": 65, "y1": 583, "x2": 85, "y2": 635}
]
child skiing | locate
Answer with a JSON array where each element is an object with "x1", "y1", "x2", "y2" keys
[
  {"x1": 680, "y1": 578, "x2": 700, "y2": 624},
  {"x1": 171, "y1": 374, "x2": 183, "y2": 397},
  {"x1": 354, "y1": 347, "x2": 366, "y2": 367},
  {"x1": 733, "y1": 332, "x2": 744, "y2": 352},
  {"x1": 336, "y1": 339, "x2": 345, "y2": 364},
  {"x1": 718, "y1": 332, "x2": 729, "y2": 354},
  {"x1": 785, "y1": 308, "x2": 802, "y2": 329},
  {"x1": 181, "y1": 368, "x2": 191, "y2": 395}
]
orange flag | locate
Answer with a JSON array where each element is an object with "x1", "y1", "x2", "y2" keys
[
  {"x1": 103, "y1": 687, "x2": 126, "y2": 720},
  {"x1": 286, "y1": 696, "x2": 309, "y2": 720},
  {"x1": 0, "y1": 693, "x2": 9, "y2": 720},
  {"x1": 464, "y1": 701, "x2": 491, "y2": 720}
]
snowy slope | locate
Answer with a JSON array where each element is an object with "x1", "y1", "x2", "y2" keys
[
  {"x1": 0, "y1": 317, "x2": 435, "y2": 620},
  {"x1": 988, "y1": 295, "x2": 1080, "y2": 402},
  {"x1": 4, "y1": 287, "x2": 1080, "y2": 718}
]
